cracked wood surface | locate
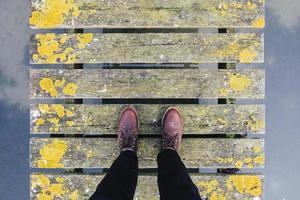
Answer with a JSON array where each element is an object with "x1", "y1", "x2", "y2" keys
[
  {"x1": 30, "y1": 104, "x2": 265, "y2": 135},
  {"x1": 31, "y1": 173, "x2": 264, "y2": 200},
  {"x1": 30, "y1": 138, "x2": 264, "y2": 169},
  {"x1": 30, "y1": 33, "x2": 264, "y2": 64},
  {"x1": 29, "y1": 0, "x2": 265, "y2": 29},
  {"x1": 30, "y1": 69, "x2": 265, "y2": 99}
]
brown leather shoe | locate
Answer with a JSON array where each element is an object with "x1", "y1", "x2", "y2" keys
[
  {"x1": 117, "y1": 107, "x2": 139, "y2": 152},
  {"x1": 161, "y1": 107, "x2": 183, "y2": 151}
]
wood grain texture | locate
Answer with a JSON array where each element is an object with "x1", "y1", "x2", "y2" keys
[
  {"x1": 30, "y1": 104, "x2": 265, "y2": 135},
  {"x1": 31, "y1": 173, "x2": 264, "y2": 200},
  {"x1": 30, "y1": 69, "x2": 265, "y2": 99},
  {"x1": 30, "y1": 33, "x2": 264, "y2": 64},
  {"x1": 30, "y1": 138, "x2": 264, "y2": 169},
  {"x1": 29, "y1": 0, "x2": 265, "y2": 29}
]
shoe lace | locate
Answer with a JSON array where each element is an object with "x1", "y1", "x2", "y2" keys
[
  {"x1": 119, "y1": 130, "x2": 137, "y2": 151},
  {"x1": 161, "y1": 133, "x2": 179, "y2": 150}
]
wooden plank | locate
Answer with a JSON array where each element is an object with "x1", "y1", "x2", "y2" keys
[
  {"x1": 31, "y1": 173, "x2": 264, "y2": 200},
  {"x1": 29, "y1": 0, "x2": 265, "y2": 29},
  {"x1": 30, "y1": 138, "x2": 264, "y2": 169},
  {"x1": 30, "y1": 104, "x2": 265, "y2": 135},
  {"x1": 29, "y1": 33, "x2": 264, "y2": 64},
  {"x1": 30, "y1": 69, "x2": 265, "y2": 99}
]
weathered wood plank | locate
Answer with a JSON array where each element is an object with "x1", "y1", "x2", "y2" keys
[
  {"x1": 30, "y1": 138, "x2": 264, "y2": 169},
  {"x1": 30, "y1": 33, "x2": 264, "y2": 64},
  {"x1": 31, "y1": 173, "x2": 264, "y2": 200},
  {"x1": 30, "y1": 104, "x2": 265, "y2": 135},
  {"x1": 30, "y1": 69, "x2": 265, "y2": 99},
  {"x1": 29, "y1": 0, "x2": 265, "y2": 29}
]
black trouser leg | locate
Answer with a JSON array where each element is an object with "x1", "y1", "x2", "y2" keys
[
  {"x1": 90, "y1": 150, "x2": 138, "y2": 200},
  {"x1": 157, "y1": 149, "x2": 201, "y2": 200}
]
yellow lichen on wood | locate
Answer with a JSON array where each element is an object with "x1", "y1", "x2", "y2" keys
[
  {"x1": 66, "y1": 121, "x2": 74, "y2": 126},
  {"x1": 39, "y1": 78, "x2": 58, "y2": 97},
  {"x1": 31, "y1": 174, "x2": 68, "y2": 200},
  {"x1": 253, "y1": 155, "x2": 264, "y2": 165},
  {"x1": 247, "y1": 1, "x2": 257, "y2": 10},
  {"x1": 63, "y1": 83, "x2": 78, "y2": 96},
  {"x1": 54, "y1": 79, "x2": 66, "y2": 87},
  {"x1": 66, "y1": 109, "x2": 74, "y2": 117},
  {"x1": 226, "y1": 175, "x2": 262, "y2": 196},
  {"x1": 70, "y1": 190, "x2": 79, "y2": 200},
  {"x1": 198, "y1": 179, "x2": 219, "y2": 195},
  {"x1": 51, "y1": 105, "x2": 65, "y2": 118},
  {"x1": 36, "y1": 118, "x2": 45, "y2": 126},
  {"x1": 55, "y1": 177, "x2": 65, "y2": 183},
  {"x1": 252, "y1": 17, "x2": 265, "y2": 28},
  {"x1": 30, "y1": 0, "x2": 80, "y2": 28},
  {"x1": 38, "y1": 77, "x2": 78, "y2": 97},
  {"x1": 253, "y1": 146, "x2": 262, "y2": 153},
  {"x1": 33, "y1": 34, "x2": 76, "y2": 64},
  {"x1": 234, "y1": 160, "x2": 244, "y2": 168},
  {"x1": 229, "y1": 74, "x2": 252, "y2": 92},
  {"x1": 218, "y1": 88, "x2": 229, "y2": 96},
  {"x1": 48, "y1": 117, "x2": 60, "y2": 132},
  {"x1": 37, "y1": 139, "x2": 68, "y2": 168},
  {"x1": 247, "y1": 115, "x2": 265, "y2": 132},
  {"x1": 77, "y1": 33, "x2": 94, "y2": 49},
  {"x1": 197, "y1": 179, "x2": 226, "y2": 200},
  {"x1": 244, "y1": 157, "x2": 252, "y2": 164},
  {"x1": 39, "y1": 104, "x2": 51, "y2": 114},
  {"x1": 239, "y1": 49, "x2": 258, "y2": 63}
]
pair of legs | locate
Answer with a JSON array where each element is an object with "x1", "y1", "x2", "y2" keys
[{"x1": 90, "y1": 107, "x2": 201, "y2": 200}]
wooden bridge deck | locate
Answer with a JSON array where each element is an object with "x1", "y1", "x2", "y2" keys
[{"x1": 29, "y1": 0, "x2": 265, "y2": 199}]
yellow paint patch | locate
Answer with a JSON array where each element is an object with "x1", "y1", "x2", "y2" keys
[
  {"x1": 63, "y1": 83, "x2": 78, "y2": 96},
  {"x1": 253, "y1": 155, "x2": 264, "y2": 165},
  {"x1": 77, "y1": 33, "x2": 94, "y2": 49},
  {"x1": 37, "y1": 139, "x2": 68, "y2": 168},
  {"x1": 39, "y1": 104, "x2": 51, "y2": 114},
  {"x1": 226, "y1": 175, "x2": 262, "y2": 196},
  {"x1": 30, "y1": 0, "x2": 81, "y2": 28},
  {"x1": 52, "y1": 105, "x2": 65, "y2": 118},
  {"x1": 39, "y1": 78, "x2": 58, "y2": 97},
  {"x1": 36, "y1": 118, "x2": 45, "y2": 126},
  {"x1": 252, "y1": 17, "x2": 265, "y2": 28},
  {"x1": 239, "y1": 49, "x2": 258, "y2": 63},
  {"x1": 229, "y1": 74, "x2": 252, "y2": 92}
]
